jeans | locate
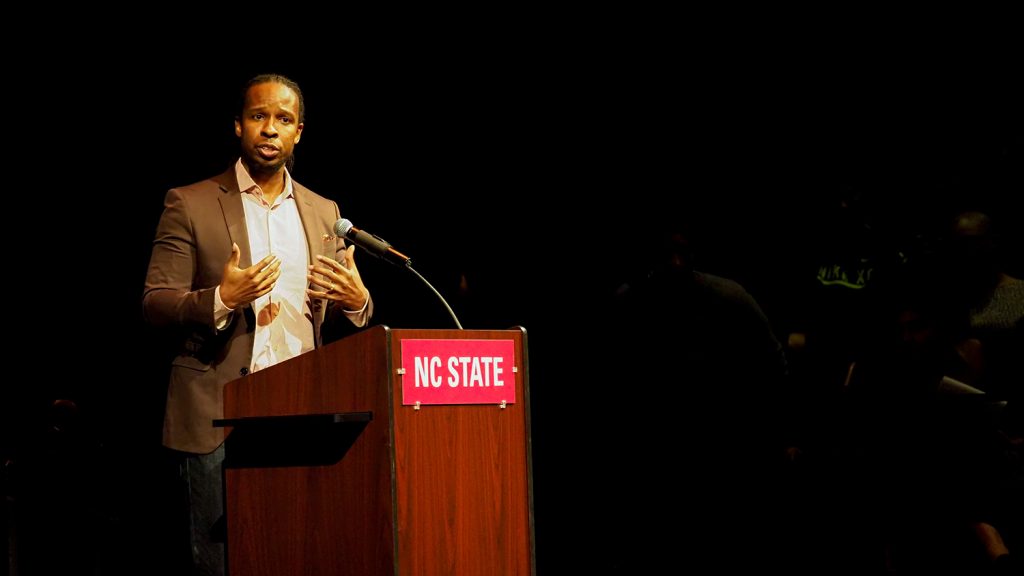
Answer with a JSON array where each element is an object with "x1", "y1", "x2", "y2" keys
[{"x1": 168, "y1": 444, "x2": 225, "y2": 576}]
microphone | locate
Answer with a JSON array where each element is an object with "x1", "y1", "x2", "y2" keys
[
  {"x1": 332, "y1": 217, "x2": 463, "y2": 329},
  {"x1": 333, "y1": 218, "x2": 411, "y2": 268}
]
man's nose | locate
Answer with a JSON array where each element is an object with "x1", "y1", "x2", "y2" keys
[{"x1": 261, "y1": 119, "x2": 278, "y2": 138}]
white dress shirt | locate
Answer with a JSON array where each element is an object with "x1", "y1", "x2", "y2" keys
[{"x1": 212, "y1": 160, "x2": 313, "y2": 372}]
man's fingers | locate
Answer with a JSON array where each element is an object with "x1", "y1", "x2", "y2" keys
[
  {"x1": 314, "y1": 255, "x2": 354, "y2": 276},
  {"x1": 251, "y1": 255, "x2": 278, "y2": 275},
  {"x1": 258, "y1": 259, "x2": 281, "y2": 280},
  {"x1": 309, "y1": 264, "x2": 332, "y2": 278},
  {"x1": 255, "y1": 268, "x2": 282, "y2": 292},
  {"x1": 228, "y1": 243, "x2": 241, "y2": 268},
  {"x1": 310, "y1": 263, "x2": 351, "y2": 281}
]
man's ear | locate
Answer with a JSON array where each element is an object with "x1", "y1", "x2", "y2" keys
[
  {"x1": 294, "y1": 122, "x2": 304, "y2": 144},
  {"x1": 234, "y1": 117, "x2": 242, "y2": 138}
]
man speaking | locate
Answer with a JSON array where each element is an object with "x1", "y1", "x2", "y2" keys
[{"x1": 143, "y1": 73, "x2": 372, "y2": 575}]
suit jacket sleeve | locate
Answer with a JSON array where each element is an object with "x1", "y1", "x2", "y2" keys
[{"x1": 143, "y1": 188, "x2": 218, "y2": 329}]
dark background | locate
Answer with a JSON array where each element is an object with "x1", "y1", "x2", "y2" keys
[{"x1": 4, "y1": 38, "x2": 1021, "y2": 574}]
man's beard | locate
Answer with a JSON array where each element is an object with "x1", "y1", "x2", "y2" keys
[{"x1": 246, "y1": 151, "x2": 294, "y2": 176}]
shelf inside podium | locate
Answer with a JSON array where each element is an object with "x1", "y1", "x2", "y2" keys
[{"x1": 213, "y1": 412, "x2": 373, "y2": 468}]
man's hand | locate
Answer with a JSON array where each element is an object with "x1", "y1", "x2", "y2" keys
[
  {"x1": 307, "y1": 245, "x2": 368, "y2": 311},
  {"x1": 219, "y1": 243, "x2": 281, "y2": 309}
]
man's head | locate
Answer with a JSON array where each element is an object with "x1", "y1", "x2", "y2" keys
[
  {"x1": 950, "y1": 211, "x2": 1000, "y2": 275},
  {"x1": 235, "y1": 74, "x2": 305, "y2": 176},
  {"x1": 951, "y1": 211, "x2": 996, "y2": 255}
]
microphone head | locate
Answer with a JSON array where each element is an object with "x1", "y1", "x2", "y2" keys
[{"x1": 334, "y1": 218, "x2": 354, "y2": 237}]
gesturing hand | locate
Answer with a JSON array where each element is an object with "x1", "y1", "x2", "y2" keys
[
  {"x1": 307, "y1": 245, "x2": 368, "y2": 311},
  {"x1": 219, "y1": 243, "x2": 281, "y2": 309}
]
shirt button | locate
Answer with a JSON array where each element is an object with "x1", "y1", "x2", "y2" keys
[{"x1": 240, "y1": 367, "x2": 249, "y2": 376}]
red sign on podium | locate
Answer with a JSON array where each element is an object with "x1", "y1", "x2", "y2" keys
[{"x1": 400, "y1": 339, "x2": 516, "y2": 406}]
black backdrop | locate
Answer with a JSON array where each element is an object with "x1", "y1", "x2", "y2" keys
[{"x1": 4, "y1": 43, "x2": 1021, "y2": 574}]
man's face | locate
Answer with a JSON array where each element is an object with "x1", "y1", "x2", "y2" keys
[{"x1": 235, "y1": 82, "x2": 303, "y2": 174}]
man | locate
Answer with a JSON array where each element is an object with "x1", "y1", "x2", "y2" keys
[
  {"x1": 608, "y1": 227, "x2": 791, "y2": 572},
  {"x1": 143, "y1": 73, "x2": 372, "y2": 575},
  {"x1": 947, "y1": 211, "x2": 1022, "y2": 399}
]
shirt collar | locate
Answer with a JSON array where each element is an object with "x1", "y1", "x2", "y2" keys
[{"x1": 234, "y1": 158, "x2": 294, "y2": 200}]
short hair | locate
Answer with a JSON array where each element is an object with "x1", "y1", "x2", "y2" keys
[{"x1": 238, "y1": 73, "x2": 305, "y2": 124}]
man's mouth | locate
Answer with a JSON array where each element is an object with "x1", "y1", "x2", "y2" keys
[{"x1": 256, "y1": 144, "x2": 280, "y2": 159}]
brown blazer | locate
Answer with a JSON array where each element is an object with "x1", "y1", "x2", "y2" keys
[{"x1": 143, "y1": 168, "x2": 371, "y2": 454}]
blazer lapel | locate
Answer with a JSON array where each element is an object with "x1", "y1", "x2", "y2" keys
[
  {"x1": 292, "y1": 182, "x2": 331, "y2": 343},
  {"x1": 292, "y1": 184, "x2": 323, "y2": 266},
  {"x1": 216, "y1": 169, "x2": 252, "y2": 269}
]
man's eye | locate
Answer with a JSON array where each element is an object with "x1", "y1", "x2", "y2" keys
[
  {"x1": 253, "y1": 113, "x2": 264, "y2": 120},
  {"x1": 280, "y1": 117, "x2": 291, "y2": 124}
]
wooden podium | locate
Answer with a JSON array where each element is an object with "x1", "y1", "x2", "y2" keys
[{"x1": 217, "y1": 326, "x2": 534, "y2": 575}]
